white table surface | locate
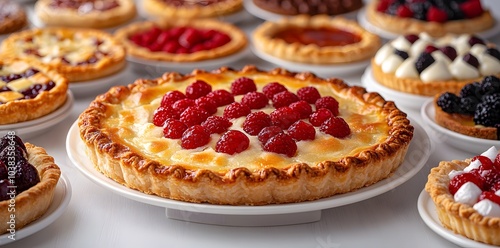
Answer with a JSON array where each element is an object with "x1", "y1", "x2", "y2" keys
[{"x1": 4, "y1": 1, "x2": 500, "y2": 247}]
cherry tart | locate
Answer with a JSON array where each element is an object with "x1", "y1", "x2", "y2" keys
[
  {"x1": 34, "y1": 0, "x2": 137, "y2": 29},
  {"x1": 252, "y1": 0, "x2": 363, "y2": 16},
  {"x1": 114, "y1": 19, "x2": 247, "y2": 63},
  {"x1": 0, "y1": 28, "x2": 126, "y2": 82},
  {"x1": 142, "y1": 0, "x2": 243, "y2": 20},
  {"x1": 78, "y1": 65, "x2": 414, "y2": 205},
  {"x1": 0, "y1": 0, "x2": 27, "y2": 35},
  {"x1": 0, "y1": 134, "x2": 61, "y2": 234},
  {"x1": 0, "y1": 59, "x2": 68, "y2": 125}
]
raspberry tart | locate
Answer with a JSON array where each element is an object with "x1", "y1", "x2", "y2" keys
[
  {"x1": 0, "y1": 0, "x2": 27, "y2": 35},
  {"x1": 34, "y1": 0, "x2": 137, "y2": 29},
  {"x1": 114, "y1": 19, "x2": 247, "y2": 63},
  {"x1": 426, "y1": 146, "x2": 500, "y2": 245},
  {"x1": 253, "y1": 15, "x2": 381, "y2": 64},
  {"x1": 143, "y1": 0, "x2": 243, "y2": 20},
  {"x1": 252, "y1": 0, "x2": 363, "y2": 16},
  {"x1": 0, "y1": 28, "x2": 126, "y2": 82},
  {"x1": 0, "y1": 134, "x2": 61, "y2": 234},
  {"x1": 372, "y1": 33, "x2": 500, "y2": 96},
  {"x1": 78, "y1": 65, "x2": 414, "y2": 205},
  {"x1": 366, "y1": 0, "x2": 495, "y2": 37}
]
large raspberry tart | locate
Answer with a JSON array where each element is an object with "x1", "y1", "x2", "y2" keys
[
  {"x1": 252, "y1": 0, "x2": 363, "y2": 16},
  {"x1": 78, "y1": 66, "x2": 414, "y2": 205},
  {"x1": 0, "y1": 0, "x2": 27, "y2": 35},
  {"x1": 143, "y1": 0, "x2": 243, "y2": 20}
]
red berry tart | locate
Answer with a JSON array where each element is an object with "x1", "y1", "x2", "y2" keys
[
  {"x1": 142, "y1": 0, "x2": 243, "y2": 20},
  {"x1": 0, "y1": 0, "x2": 27, "y2": 35},
  {"x1": 78, "y1": 65, "x2": 414, "y2": 205}
]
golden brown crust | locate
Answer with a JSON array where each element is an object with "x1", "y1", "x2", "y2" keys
[
  {"x1": 253, "y1": 15, "x2": 381, "y2": 64},
  {"x1": 143, "y1": 0, "x2": 243, "y2": 19},
  {"x1": 78, "y1": 65, "x2": 414, "y2": 205},
  {"x1": 0, "y1": 0, "x2": 27, "y2": 35},
  {"x1": 0, "y1": 143, "x2": 61, "y2": 234}
]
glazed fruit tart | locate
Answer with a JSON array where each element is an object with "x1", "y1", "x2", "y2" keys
[
  {"x1": 426, "y1": 146, "x2": 500, "y2": 245},
  {"x1": 78, "y1": 65, "x2": 414, "y2": 205},
  {"x1": 0, "y1": 28, "x2": 126, "y2": 82},
  {"x1": 114, "y1": 19, "x2": 247, "y2": 63},
  {"x1": 252, "y1": 0, "x2": 363, "y2": 16},
  {"x1": 142, "y1": 0, "x2": 243, "y2": 20},
  {"x1": 0, "y1": 134, "x2": 61, "y2": 234},
  {"x1": 253, "y1": 15, "x2": 381, "y2": 64},
  {"x1": 0, "y1": 0, "x2": 27, "y2": 35}
]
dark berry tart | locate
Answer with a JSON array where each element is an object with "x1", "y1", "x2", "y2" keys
[
  {"x1": 252, "y1": 0, "x2": 363, "y2": 16},
  {"x1": 143, "y1": 0, "x2": 243, "y2": 20}
]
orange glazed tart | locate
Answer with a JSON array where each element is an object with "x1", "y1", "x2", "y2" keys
[
  {"x1": 78, "y1": 65, "x2": 414, "y2": 205},
  {"x1": 142, "y1": 0, "x2": 243, "y2": 20}
]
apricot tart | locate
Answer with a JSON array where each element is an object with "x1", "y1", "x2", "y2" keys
[
  {"x1": 0, "y1": 134, "x2": 61, "y2": 234},
  {"x1": 114, "y1": 19, "x2": 247, "y2": 63},
  {"x1": 0, "y1": 59, "x2": 68, "y2": 125},
  {"x1": 252, "y1": 0, "x2": 363, "y2": 16},
  {"x1": 142, "y1": 0, "x2": 243, "y2": 20},
  {"x1": 34, "y1": 0, "x2": 137, "y2": 29},
  {"x1": 426, "y1": 146, "x2": 500, "y2": 245},
  {"x1": 0, "y1": 0, "x2": 27, "y2": 35},
  {"x1": 253, "y1": 15, "x2": 381, "y2": 64},
  {"x1": 78, "y1": 65, "x2": 414, "y2": 205},
  {"x1": 366, "y1": 0, "x2": 495, "y2": 37},
  {"x1": 0, "y1": 28, "x2": 126, "y2": 82},
  {"x1": 372, "y1": 33, "x2": 500, "y2": 96}
]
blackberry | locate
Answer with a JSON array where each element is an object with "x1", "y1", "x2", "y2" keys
[
  {"x1": 386, "y1": 2, "x2": 401, "y2": 15},
  {"x1": 485, "y1": 48, "x2": 500, "y2": 61},
  {"x1": 409, "y1": 2, "x2": 431, "y2": 20},
  {"x1": 459, "y1": 82, "x2": 482, "y2": 99},
  {"x1": 481, "y1": 93, "x2": 500, "y2": 105},
  {"x1": 415, "y1": 52, "x2": 435, "y2": 74},
  {"x1": 394, "y1": 49, "x2": 409, "y2": 60},
  {"x1": 474, "y1": 101, "x2": 500, "y2": 127},
  {"x1": 459, "y1": 97, "x2": 479, "y2": 115},
  {"x1": 437, "y1": 92, "x2": 461, "y2": 113},
  {"x1": 481, "y1": 76, "x2": 500, "y2": 95}
]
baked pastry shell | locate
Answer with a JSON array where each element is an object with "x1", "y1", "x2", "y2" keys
[
  {"x1": 143, "y1": 0, "x2": 243, "y2": 19},
  {"x1": 0, "y1": 1, "x2": 27, "y2": 35}
]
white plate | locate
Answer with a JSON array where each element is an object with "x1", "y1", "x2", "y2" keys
[
  {"x1": 361, "y1": 67, "x2": 429, "y2": 110},
  {"x1": 417, "y1": 190, "x2": 497, "y2": 248},
  {"x1": 420, "y1": 98, "x2": 500, "y2": 154},
  {"x1": 0, "y1": 174, "x2": 72, "y2": 246},
  {"x1": 66, "y1": 118, "x2": 431, "y2": 216},
  {"x1": 69, "y1": 66, "x2": 129, "y2": 97},
  {"x1": 251, "y1": 45, "x2": 370, "y2": 77}
]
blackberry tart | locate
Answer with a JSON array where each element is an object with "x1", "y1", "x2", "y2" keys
[
  {"x1": 143, "y1": 0, "x2": 243, "y2": 20},
  {"x1": 252, "y1": 0, "x2": 363, "y2": 16},
  {"x1": 0, "y1": 0, "x2": 27, "y2": 35}
]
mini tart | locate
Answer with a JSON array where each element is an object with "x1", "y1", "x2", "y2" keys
[
  {"x1": 366, "y1": 0, "x2": 495, "y2": 37},
  {"x1": 252, "y1": 0, "x2": 363, "y2": 16},
  {"x1": 0, "y1": 60, "x2": 68, "y2": 125},
  {"x1": 114, "y1": 19, "x2": 247, "y2": 63},
  {"x1": 0, "y1": 0, "x2": 27, "y2": 35},
  {"x1": 0, "y1": 143, "x2": 61, "y2": 234},
  {"x1": 142, "y1": 0, "x2": 243, "y2": 19},
  {"x1": 0, "y1": 28, "x2": 126, "y2": 82},
  {"x1": 78, "y1": 65, "x2": 414, "y2": 205},
  {"x1": 426, "y1": 158, "x2": 500, "y2": 245},
  {"x1": 34, "y1": 0, "x2": 137, "y2": 29},
  {"x1": 253, "y1": 15, "x2": 381, "y2": 64}
]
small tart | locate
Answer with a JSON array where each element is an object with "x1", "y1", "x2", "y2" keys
[
  {"x1": 253, "y1": 15, "x2": 381, "y2": 64},
  {"x1": 142, "y1": 0, "x2": 243, "y2": 19},
  {"x1": 0, "y1": 143, "x2": 61, "y2": 234},
  {"x1": 34, "y1": 0, "x2": 137, "y2": 29},
  {"x1": 0, "y1": 28, "x2": 126, "y2": 82},
  {"x1": 0, "y1": 59, "x2": 68, "y2": 125},
  {"x1": 78, "y1": 65, "x2": 413, "y2": 205},
  {"x1": 114, "y1": 19, "x2": 247, "y2": 62},
  {"x1": 0, "y1": 0, "x2": 27, "y2": 35},
  {"x1": 252, "y1": 0, "x2": 363, "y2": 16}
]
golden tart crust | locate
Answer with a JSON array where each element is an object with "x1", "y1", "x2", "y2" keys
[
  {"x1": 426, "y1": 158, "x2": 500, "y2": 245},
  {"x1": 0, "y1": 28, "x2": 126, "y2": 82},
  {"x1": 0, "y1": 143, "x2": 61, "y2": 234},
  {"x1": 253, "y1": 15, "x2": 381, "y2": 64},
  {"x1": 143, "y1": 0, "x2": 243, "y2": 19},
  {"x1": 34, "y1": 0, "x2": 137, "y2": 29},
  {"x1": 0, "y1": 60, "x2": 68, "y2": 125},
  {"x1": 366, "y1": 0, "x2": 495, "y2": 37},
  {"x1": 78, "y1": 65, "x2": 414, "y2": 205},
  {"x1": 0, "y1": 0, "x2": 27, "y2": 35},
  {"x1": 114, "y1": 19, "x2": 247, "y2": 63}
]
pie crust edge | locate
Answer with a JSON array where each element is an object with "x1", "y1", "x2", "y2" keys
[{"x1": 142, "y1": 0, "x2": 243, "y2": 19}]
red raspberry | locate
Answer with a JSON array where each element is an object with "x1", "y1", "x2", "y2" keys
[
  {"x1": 161, "y1": 90, "x2": 186, "y2": 107},
  {"x1": 163, "y1": 118, "x2": 187, "y2": 139},
  {"x1": 181, "y1": 125, "x2": 210, "y2": 149},
  {"x1": 309, "y1": 108, "x2": 333, "y2": 127},
  {"x1": 425, "y1": 45, "x2": 438, "y2": 54},
  {"x1": 215, "y1": 130, "x2": 250, "y2": 155},
  {"x1": 270, "y1": 106, "x2": 301, "y2": 129},
  {"x1": 449, "y1": 172, "x2": 486, "y2": 195},
  {"x1": 206, "y1": 89, "x2": 234, "y2": 107},
  {"x1": 230, "y1": 77, "x2": 257, "y2": 95},
  {"x1": 272, "y1": 91, "x2": 299, "y2": 108},
  {"x1": 427, "y1": 6, "x2": 448, "y2": 23},
  {"x1": 320, "y1": 116, "x2": 351, "y2": 138},
  {"x1": 241, "y1": 91, "x2": 268, "y2": 109},
  {"x1": 195, "y1": 96, "x2": 218, "y2": 115},
  {"x1": 289, "y1": 100, "x2": 313, "y2": 119},
  {"x1": 287, "y1": 120, "x2": 316, "y2": 141},
  {"x1": 396, "y1": 5, "x2": 413, "y2": 18},
  {"x1": 179, "y1": 106, "x2": 210, "y2": 127},
  {"x1": 376, "y1": 0, "x2": 394, "y2": 12},
  {"x1": 257, "y1": 126, "x2": 283, "y2": 144},
  {"x1": 297, "y1": 86, "x2": 321, "y2": 104},
  {"x1": 460, "y1": 0, "x2": 484, "y2": 19},
  {"x1": 315, "y1": 96, "x2": 339, "y2": 116},
  {"x1": 172, "y1": 98, "x2": 195, "y2": 116},
  {"x1": 152, "y1": 105, "x2": 178, "y2": 126},
  {"x1": 263, "y1": 133, "x2": 297, "y2": 157},
  {"x1": 243, "y1": 111, "x2": 272, "y2": 136},
  {"x1": 262, "y1": 82, "x2": 287, "y2": 99},
  {"x1": 185, "y1": 80, "x2": 212, "y2": 99},
  {"x1": 495, "y1": 153, "x2": 500, "y2": 168},
  {"x1": 201, "y1": 116, "x2": 232, "y2": 134},
  {"x1": 223, "y1": 102, "x2": 251, "y2": 119}
]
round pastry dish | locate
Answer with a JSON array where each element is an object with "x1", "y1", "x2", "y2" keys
[
  {"x1": 0, "y1": 59, "x2": 68, "y2": 125},
  {"x1": 78, "y1": 65, "x2": 414, "y2": 205},
  {"x1": 253, "y1": 15, "x2": 381, "y2": 65},
  {"x1": 0, "y1": 28, "x2": 127, "y2": 82},
  {"x1": 252, "y1": 0, "x2": 363, "y2": 16},
  {"x1": 142, "y1": 0, "x2": 243, "y2": 20},
  {"x1": 0, "y1": 0, "x2": 27, "y2": 35},
  {"x1": 0, "y1": 135, "x2": 61, "y2": 234},
  {"x1": 366, "y1": 0, "x2": 495, "y2": 37},
  {"x1": 114, "y1": 19, "x2": 247, "y2": 63},
  {"x1": 34, "y1": 0, "x2": 137, "y2": 29}
]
